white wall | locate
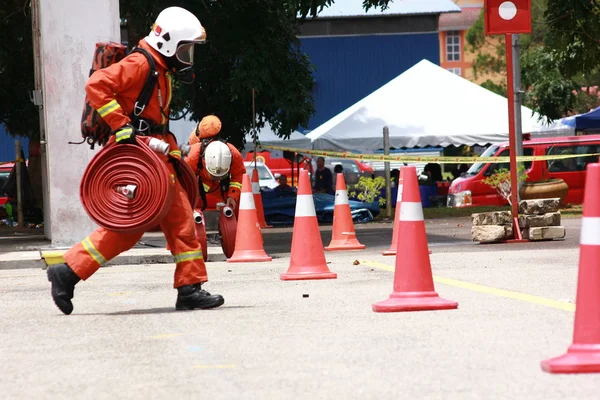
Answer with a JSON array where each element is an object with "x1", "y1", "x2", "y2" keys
[{"x1": 39, "y1": 0, "x2": 120, "y2": 246}]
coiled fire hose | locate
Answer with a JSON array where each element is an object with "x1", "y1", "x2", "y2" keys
[
  {"x1": 80, "y1": 136, "x2": 174, "y2": 234},
  {"x1": 177, "y1": 158, "x2": 200, "y2": 208}
]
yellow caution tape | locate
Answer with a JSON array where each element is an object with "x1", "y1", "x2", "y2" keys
[
  {"x1": 258, "y1": 145, "x2": 600, "y2": 165},
  {"x1": 0, "y1": 159, "x2": 24, "y2": 166}
]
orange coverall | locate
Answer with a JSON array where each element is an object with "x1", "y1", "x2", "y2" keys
[
  {"x1": 184, "y1": 142, "x2": 245, "y2": 213},
  {"x1": 63, "y1": 39, "x2": 208, "y2": 288}
]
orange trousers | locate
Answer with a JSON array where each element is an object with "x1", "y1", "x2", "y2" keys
[{"x1": 64, "y1": 167, "x2": 208, "y2": 288}]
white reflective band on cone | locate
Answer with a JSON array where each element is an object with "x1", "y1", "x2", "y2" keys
[
  {"x1": 252, "y1": 182, "x2": 260, "y2": 194},
  {"x1": 334, "y1": 190, "x2": 349, "y2": 206},
  {"x1": 396, "y1": 184, "x2": 403, "y2": 202},
  {"x1": 295, "y1": 194, "x2": 317, "y2": 217},
  {"x1": 239, "y1": 192, "x2": 256, "y2": 210},
  {"x1": 580, "y1": 217, "x2": 600, "y2": 245},
  {"x1": 399, "y1": 202, "x2": 424, "y2": 221}
]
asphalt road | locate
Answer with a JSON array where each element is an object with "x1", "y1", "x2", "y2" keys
[{"x1": 0, "y1": 215, "x2": 597, "y2": 399}]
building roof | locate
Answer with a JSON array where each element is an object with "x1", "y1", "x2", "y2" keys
[
  {"x1": 439, "y1": 6, "x2": 482, "y2": 31},
  {"x1": 313, "y1": 0, "x2": 460, "y2": 19}
]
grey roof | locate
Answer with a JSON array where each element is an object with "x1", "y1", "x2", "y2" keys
[{"x1": 313, "y1": 0, "x2": 461, "y2": 18}]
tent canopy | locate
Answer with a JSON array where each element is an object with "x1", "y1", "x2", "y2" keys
[
  {"x1": 306, "y1": 59, "x2": 573, "y2": 152},
  {"x1": 243, "y1": 122, "x2": 311, "y2": 151},
  {"x1": 574, "y1": 106, "x2": 600, "y2": 131}
]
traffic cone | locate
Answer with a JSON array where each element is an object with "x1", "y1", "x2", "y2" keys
[
  {"x1": 325, "y1": 173, "x2": 366, "y2": 251},
  {"x1": 541, "y1": 163, "x2": 600, "y2": 373},
  {"x1": 251, "y1": 169, "x2": 272, "y2": 229},
  {"x1": 382, "y1": 168, "x2": 405, "y2": 256},
  {"x1": 227, "y1": 174, "x2": 272, "y2": 263},
  {"x1": 281, "y1": 169, "x2": 337, "y2": 280},
  {"x1": 372, "y1": 165, "x2": 457, "y2": 312},
  {"x1": 382, "y1": 167, "x2": 432, "y2": 256}
]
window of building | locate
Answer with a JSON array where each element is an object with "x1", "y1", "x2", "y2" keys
[
  {"x1": 446, "y1": 31, "x2": 461, "y2": 62},
  {"x1": 447, "y1": 68, "x2": 462, "y2": 76}
]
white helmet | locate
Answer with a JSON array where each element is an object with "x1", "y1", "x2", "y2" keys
[
  {"x1": 204, "y1": 141, "x2": 232, "y2": 179},
  {"x1": 145, "y1": 7, "x2": 206, "y2": 66}
]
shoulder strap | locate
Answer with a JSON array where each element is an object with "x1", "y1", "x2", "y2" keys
[
  {"x1": 129, "y1": 47, "x2": 159, "y2": 119},
  {"x1": 197, "y1": 176, "x2": 207, "y2": 211}
]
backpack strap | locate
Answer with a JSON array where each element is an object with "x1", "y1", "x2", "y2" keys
[
  {"x1": 129, "y1": 47, "x2": 159, "y2": 126},
  {"x1": 197, "y1": 176, "x2": 208, "y2": 211}
]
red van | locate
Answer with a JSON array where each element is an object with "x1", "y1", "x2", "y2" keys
[{"x1": 447, "y1": 135, "x2": 600, "y2": 207}]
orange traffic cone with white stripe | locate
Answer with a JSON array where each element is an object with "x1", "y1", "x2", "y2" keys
[
  {"x1": 373, "y1": 165, "x2": 457, "y2": 312},
  {"x1": 382, "y1": 168, "x2": 405, "y2": 256},
  {"x1": 541, "y1": 163, "x2": 600, "y2": 373},
  {"x1": 325, "y1": 173, "x2": 365, "y2": 251},
  {"x1": 383, "y1": 167, "x2": 432, "y2": 256},
  {"x1": 251, "y1": 169, "x2": 272, "y2": 229},
  {"x1": 281, "y1": 169, "x2": 337, "y2": 280},
  {"x1": 227, "y1": 174, "x2": 272, "y2": 263}
]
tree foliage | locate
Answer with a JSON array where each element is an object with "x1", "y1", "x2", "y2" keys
[
  {"x1": 0, "y1": 1, "x2": 39, "y2": 140},
  {"x1": 466, "y1": 0, "x2": 600, "y2": 121},
  {"x1": 0, "y1": 0, "x2": 393, "y2": 146}
]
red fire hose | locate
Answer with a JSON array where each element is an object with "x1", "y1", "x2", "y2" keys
[
  {"x1": 80, "y1": 137, "x2": 174, "y2": 234},
  {"x1": 178, "y1": 159, "x2": 199, "y2": 208}
]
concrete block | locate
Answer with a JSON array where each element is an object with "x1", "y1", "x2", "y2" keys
[
  {"x1": 522, "y1": 226, "x2": 566, "y2": 241},
  {"x1": 471, "y1": 211, "x2": 512, "y2": 226},
  {"x1": 472, "y1": 225, "x2": 512, "y2": 243},
  {"x1": 518, "y1": 212, "x2": 561, "y2": 228},
  {"x1": 519, "y1": 198, "x2": 560, "y2": 215}
]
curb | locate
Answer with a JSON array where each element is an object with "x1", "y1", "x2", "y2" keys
[{"x1": 0, "y1": 247, "x2": 227, "y2": 271}]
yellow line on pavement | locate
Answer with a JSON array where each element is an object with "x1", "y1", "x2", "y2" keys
[
  {"x1": 193, "y1": 364, "x2": 236, "y2": 369},
  {"x1": 360, "y1": 260, "x2": 575, "y2": 312}
]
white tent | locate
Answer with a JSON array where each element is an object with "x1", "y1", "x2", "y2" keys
[
  {"x1": 243, "y1": 122, "x2": 311, "y2": 151},
  {"x1": 306, "y1": 59, "x2": 574, "y2": 152}
]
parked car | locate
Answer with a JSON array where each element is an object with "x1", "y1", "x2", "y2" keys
[
  {"x1": 447, "y1": 134, "x2": 600, "y2": 207},
  {"x1": 244, "y1": 161, "x2": 279, "y2": 190},
  {"x1": 0, "y1": 163, "x2": 13, "y2": 206},
  {"x1": 313, "y1": 157, "x2": 374, "y2": 185}
]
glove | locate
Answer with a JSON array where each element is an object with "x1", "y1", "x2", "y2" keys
[
  {"x1": 226, "y1": 197, "x2": 237, "y2": 211},
  {"x1": 114, "y1": 125, "x2": 136, "y2": 145}
]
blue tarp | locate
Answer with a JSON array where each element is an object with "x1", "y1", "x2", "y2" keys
[
  {"x1": 558, "y1": 106, "x2": 600, "y2": 132},
  {"x1": 575, "y1": 106, "x2": 600, "y2": 131},
  {"x1": 261, "y1": 190, "x2": 380, "y2": 226}
]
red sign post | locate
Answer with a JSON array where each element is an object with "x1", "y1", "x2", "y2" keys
[{"x1": 484, "y1": 0, "x2": 532, "y2": 241}]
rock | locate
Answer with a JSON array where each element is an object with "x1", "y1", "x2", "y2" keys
[
  {"x1": 472, "y1": 225, "x2": 512, "y2": 243},
  {"x1": 471, "y1": 211, "x2": 512, "y2": 226},
  {"x1": 522, "y1": 226, "x2": 566, "y2": 241},
  {"x1": 519, "y1": 198, "x2": 560, "y2": 215},
  {"x1": 518, "y1": 212, "x2": 561, "y2": 228}
]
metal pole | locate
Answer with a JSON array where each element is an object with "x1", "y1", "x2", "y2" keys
[
  {"x1": 383, "y1": 126, "x2": 392, "y2": 219},
  {"x1": 15, "y1": 140, "x2": 24, "y2": 227},
  {"x1": 505, "y1": 33, "x2": 522, "y2": 240},
  {"x1": 513, "y1": 34, "x2": 524, "y2": 202}
]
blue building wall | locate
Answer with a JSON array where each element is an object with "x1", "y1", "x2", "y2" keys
[
  {"x1": 299, "y1": 32, "x2": 440, "y2": 132},
  {"x1": 0, "y1": 125, "x2": 29, "y2": 163}
]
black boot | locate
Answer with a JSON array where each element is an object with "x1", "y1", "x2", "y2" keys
[
  {"x1": 47, "y1": 263, "x2": 81, "y2": 315},
  {"x1": 176, "y1": 284, "x2": 224, "y2": 310}
]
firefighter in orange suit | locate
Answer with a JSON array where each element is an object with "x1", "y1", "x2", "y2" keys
[
  {"x1": 185, "y1": 139, "x2": 246, "y2": 215},
  {"x1": 46, "y1": 7, "x2": 224, "y2": 315}
]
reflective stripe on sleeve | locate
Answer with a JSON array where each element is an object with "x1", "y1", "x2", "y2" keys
[{"x1": 97, "y1": 99, "x2": 121, "y2": 117}]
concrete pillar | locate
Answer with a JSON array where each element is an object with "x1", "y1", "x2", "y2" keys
[{"x1": 38, "y1": 0, "x2": 120, "y2": 246}]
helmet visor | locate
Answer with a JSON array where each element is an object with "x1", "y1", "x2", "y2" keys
[{"x1": 176, "y1": 42, "x2": 195, "y2": 65}]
